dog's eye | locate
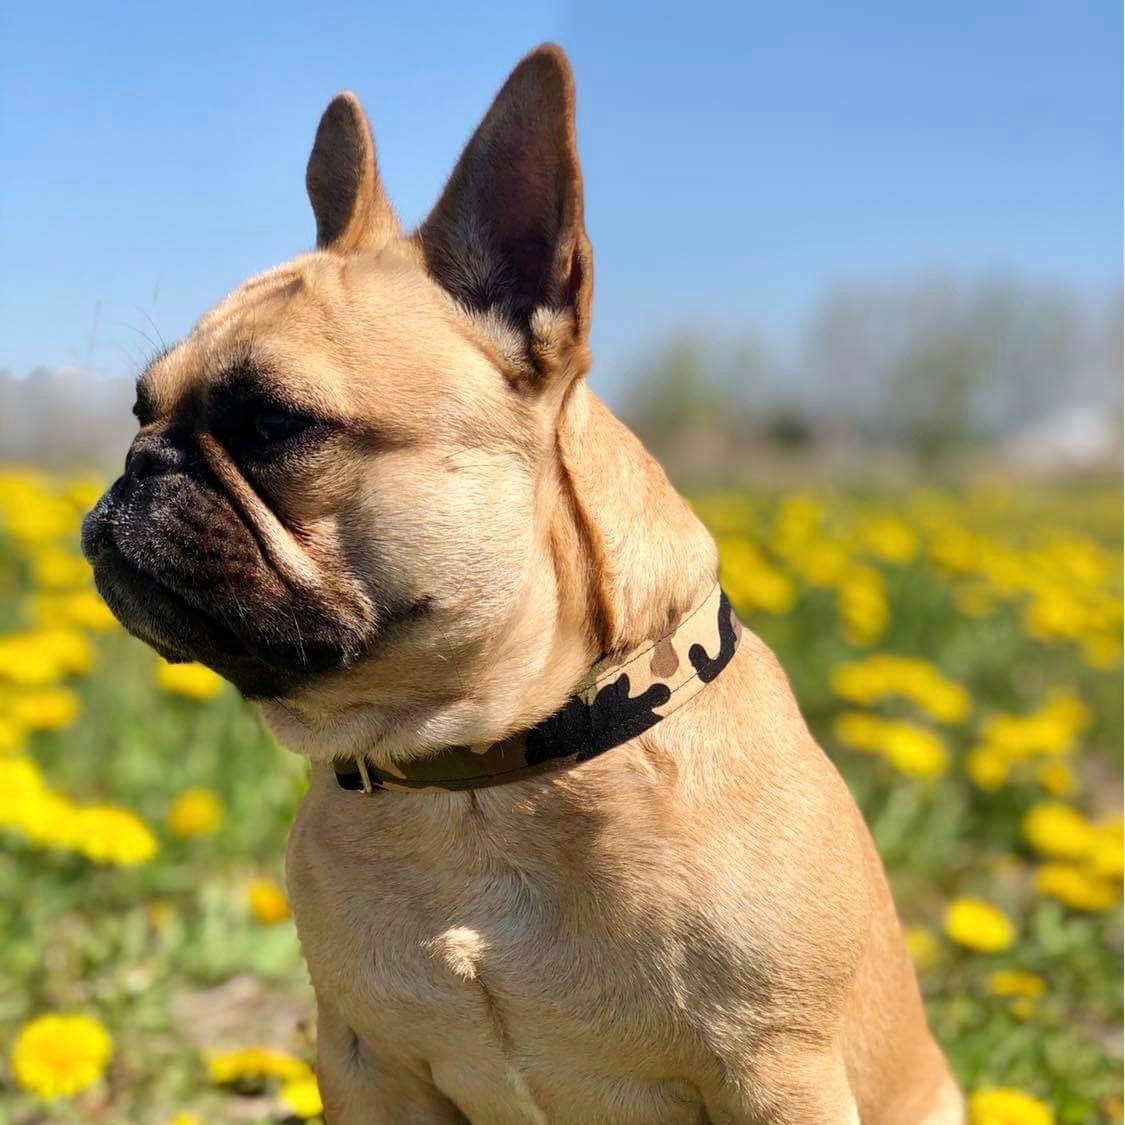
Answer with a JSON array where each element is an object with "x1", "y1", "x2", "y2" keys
[{"x1": 253, "y1": 409, "x2": 309, "y2": 443}]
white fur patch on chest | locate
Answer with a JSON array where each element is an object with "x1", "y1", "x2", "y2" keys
[
  {"x1": 423, "y1": 925, "x2": 549, "y2": 1124},
  {"x1": 425, "y1": 924, "x2": 488, "y2": 981}
]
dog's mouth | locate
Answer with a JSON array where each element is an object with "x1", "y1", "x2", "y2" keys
[
  {"x1": 92, "y1": 545, "x2": 242, "y2": 662},
  {"x1": 82, "y1": 476, "x2": 364, "y2": 698},
  {"x1": 89, "y1": 542, "x2": 316, "y2": 697}
]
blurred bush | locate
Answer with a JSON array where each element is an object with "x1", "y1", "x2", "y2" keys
[{"x1": 622, "y1": 274, "x2": 1121, "y2": 485}]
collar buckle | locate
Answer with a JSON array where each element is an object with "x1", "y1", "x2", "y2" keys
[{"x1": 354, "y1": 753, "x2": 375, "y2": 794}]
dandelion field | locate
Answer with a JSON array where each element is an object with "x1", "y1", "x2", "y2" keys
[{"x1": 0, "y1": 468, "x2": 1121, "y2": 1125}]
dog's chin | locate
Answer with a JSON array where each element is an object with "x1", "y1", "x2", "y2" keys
[{"x1": 90, "y1": 548, "x2": 329, "y2": 699}]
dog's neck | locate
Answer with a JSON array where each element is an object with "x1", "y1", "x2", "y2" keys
[
  {"x1": 486, "y1": 381, "x2": 719, "y2": 747},
  {"x1": 553, "y1": 383, "x2": 718, "y2": 653}
]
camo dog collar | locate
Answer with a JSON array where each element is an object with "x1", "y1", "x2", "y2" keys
[{"x1": 334, "y1": 584, "x2": 742, "y2": 794}]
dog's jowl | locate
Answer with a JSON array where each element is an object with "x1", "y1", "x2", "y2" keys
[{"x1": 83, "y1": 44, "x2": 964, "y2": 1125}]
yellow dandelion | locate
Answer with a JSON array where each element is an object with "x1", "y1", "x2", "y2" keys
[
  {"x1": 912, "y1": 679, "x2": 970, "y2": 725},
  {"x1": 0, "y1": 629, "x2": 73, "y2": 680},
  {"x1": 833, "y1": 711, "x2": 947, "y2": 777},
  {"x1": 800, "y1": 541, "x2": 851, "y2": 587},
  {"x1": 987, "y1": 970, "x2": 1045, "y2": 1000},
  {"x1": 167, "y1": 1114, "x2": 201, "y2": 1125},
  {"x1": 1088, "y1": 820, "x2": 1124, "y2": 880},
  {"x1": 20, "y1": 789, "x2": 80, "y2": 850},
  {"x1": 1022, "y1": 802, "x2": 1096, "y2": 860},
  {"x1": 981, "y1": 692, "x2": 1088, "y2": 759},
  {"x1": 717, "y1": 537, "x2": 796, "y2": 615},
  {"x1": 0, "y1": 488, "x2": 76, "y2": 543},
  {"x1": 4, "y1": 686, "x2": 81, "y2": 731},
  {"x1": 66, "y1": 590, "x2": 118, "y2": 631},
  {"x1": 0, "y1": 632, "x2": 69, "y2": 686},
  {"x1": 247, "y1": 877, "x2": 291, "y2": 924},
  {"x1": 880, "y1": 722, "x2": 948, "y2": 779},
  {"x1": 155, "y1": 659, "x2": 225, "y2": 700},
  {"x1": 1022, "y1": 588, "x2": 1086, "y2": 642},
  {"x1": 167, "y1": 788, "x2": 223, "y2": 838},
  {"x1": 32, "y1": 628, "x2": 92, "y2": 675},
  {"x1": 965, "y1": 745, "x2": 1010, "y2": 791},
  {"x1": 0, "y1": 756, "x2": 47, "y2": 827},
  {"x1": 832, "y1": 710, "x2": 885, "y2": 753},
  {"x1": 944, "y1": 898, "x2": 1015, "y2": 953},
  {"x1": 280, "y1": 1075, "x2": 324, "y2": 1118},
  {"x1": 30, "y1": 547, "x2": 92, "y2": 590},
  {"x1": 774, "y1": 493, "x2": 823, "y2": 540},
  {"x1": 11, "y1": 1012, "x2": 112, "y2": 1099},
  {"x1": 862, "y1": 516, "x2": 918, "y2": 563},
  {"x1": 1038, "y1": 691, "x2": 1090, "y2": 738},
  {"x1": 29, "y1": 590, "x2": 118, "y2": 632},
  {"x1": 1081, "y1": 632, "x2": 1121, "y2": 669},
  {"x1": 0, "y1": 716, "x2": 25, "y2": 754},
  {"x1": 927, "y1": 523, "x2": 979, "y2": 573},
  {"x1": 1034, "y1": 862, "x2": 1119, "y2": 912},
  {"x1": 837, "y1": 565, "x2": 888, "y2": 646},
  {"x1": 207, "y1": 1045, "x2": 313, "y2": 1085},
  {"x1": 71, "y1": 805, "x2": 157, "y2": 866},
  {"x1": 968, "y1": 1086, "x2": 1054, "y2": 1125},
  {"x1": 903, "y1": 926, "x2": 940, "y2": 972},
  {"x1": 830, "y1": 654, "x2": 969, "y2": 724}
]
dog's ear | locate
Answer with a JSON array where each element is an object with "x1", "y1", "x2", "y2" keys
[
  {"x1": 415, "y1": 44, "x2": 593, "y2": 379},
  {"x1": 306, "y1": 92, "x2": 400, "y2": 254}
]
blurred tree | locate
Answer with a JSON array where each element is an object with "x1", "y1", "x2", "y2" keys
[
  {"x1": 803, "y1": 274, "x2": 1119, "y2": 463},
  {"x1": 623, "y1": 334, "x2": 750, "y2": 449}
]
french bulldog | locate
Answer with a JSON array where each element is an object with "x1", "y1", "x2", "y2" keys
[{"x1": 82, "y1": 44, "x2": 962, "y2": 1125}]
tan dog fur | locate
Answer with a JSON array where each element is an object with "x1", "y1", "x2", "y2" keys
[{"x1": 93, "y1": 46, "x2": 963, "y2": 1124}]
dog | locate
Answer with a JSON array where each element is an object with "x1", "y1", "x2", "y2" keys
[{"x1": 82, "y1": 44, "x2": 963, "y2": 1124}]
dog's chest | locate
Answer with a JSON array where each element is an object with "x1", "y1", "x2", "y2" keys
[
  {"x1": 288, "y1": 790, "x2": 712, "y2": 1124},
  {"x1": 373, "y1": 908, "x2": 703, "y2": 1123}
]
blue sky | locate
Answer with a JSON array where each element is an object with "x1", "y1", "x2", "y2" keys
[{"x1": 1, "y1": 1, "x2": 1119, "y2": 399}]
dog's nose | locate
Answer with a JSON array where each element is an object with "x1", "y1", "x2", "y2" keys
[{"x1": 125, "y1": 426, "x2": 192, "y2": 479}]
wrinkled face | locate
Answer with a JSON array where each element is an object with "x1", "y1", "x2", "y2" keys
[{"x1": 82, "y1": 251, "x2": 543, "y2": 701}]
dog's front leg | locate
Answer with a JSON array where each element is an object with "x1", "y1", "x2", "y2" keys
[
  {"x1": 702, "y1": 1040, "x2": 860, "y2": 1125},
  {"x1": 316, "y1": 1000, "x2": 466, "y2": 1125}
]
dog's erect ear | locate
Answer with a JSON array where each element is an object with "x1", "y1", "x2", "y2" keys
[
  {"x1": 306, "y1": 92, "x2": 400, "y2": 254},
  {"x1": 415, "y1": 45, "x2": 593, "y2": 376}
]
